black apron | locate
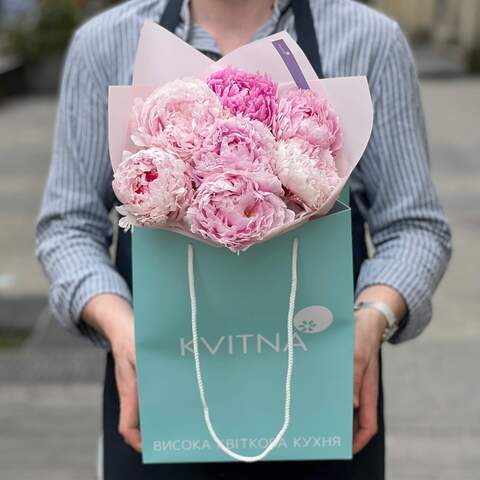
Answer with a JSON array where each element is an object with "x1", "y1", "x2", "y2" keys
[{"x1": 103, "y1": 1, "x2": 384, "y2": 478}]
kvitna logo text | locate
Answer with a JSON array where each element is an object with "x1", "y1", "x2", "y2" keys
[{"x1": 180, "y1": 305, "x2": 334, "y2": 356}]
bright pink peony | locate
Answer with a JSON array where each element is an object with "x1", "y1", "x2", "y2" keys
[
  {"x1": 193, "y1": 115, "x2": 276, "y2": 185},
  {"x1": 273, "y1": 88, "x2": 342, "y2": 154},
  {"x1": 112, "y1": 148, "x2": 193, "y2": 230},
  {"x1": 130, "y1": 79, "x2": 223, "y2": 162},
  {"x1": 207, "y1": 67, "x2": 278, "y2": 128},
  {"x1": 275, "y1": 139, "x2": 340, "y2": 211},
  {"x1": 186, "y1": 171, "x2": 295, "y2": 252}
]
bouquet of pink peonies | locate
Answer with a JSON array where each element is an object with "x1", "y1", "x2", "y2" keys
[
  {"x1": 113, "y1": 69, "x2": 342, "y2": 253},
  {"x1": 109, "y1": 22, "x2": 372, "y2": 254}
]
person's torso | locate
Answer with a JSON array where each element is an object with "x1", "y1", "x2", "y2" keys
[
  {"x1": 80, "y1": 0, "x2": 396, "y2": 92},
  {"x1": 76, "y1": 0, "x2": 397, "y2": 203}
]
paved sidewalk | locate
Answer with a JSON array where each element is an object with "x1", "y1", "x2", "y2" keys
[
  {"x1": 0, "y1": 384, "x2": 102, "y2": 480},
  {"x1": 1, "y1": 77, "x2": 479, "y2": 479}
]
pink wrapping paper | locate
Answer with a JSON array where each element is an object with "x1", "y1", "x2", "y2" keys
[{"x1": 108, "y1": 21, "x2": 373, "y2": 245}]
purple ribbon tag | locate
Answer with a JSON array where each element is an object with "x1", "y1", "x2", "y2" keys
[{"x1": 272, "y1": 39, "x2": 310, "y2": 90}]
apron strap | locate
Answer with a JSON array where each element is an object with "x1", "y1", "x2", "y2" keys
[
  {"x1": 159, "y1": 0, "x2": 184, "y2": 33},
  {"x1": 291, "y1": 0, "x2": 323, "y2": 78}
]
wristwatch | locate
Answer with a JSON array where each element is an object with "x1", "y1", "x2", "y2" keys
[{"x1": 354, "y1": 301, "x2": 399, "y2": 342}]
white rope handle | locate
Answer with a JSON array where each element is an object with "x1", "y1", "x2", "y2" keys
[{"x1": 187, "y1": 238, "x2": 299, "y2": 463}]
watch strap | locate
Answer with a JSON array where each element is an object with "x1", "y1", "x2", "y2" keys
[{"x1": 354, "y1": 301, "x2": 399, "y2": 342}]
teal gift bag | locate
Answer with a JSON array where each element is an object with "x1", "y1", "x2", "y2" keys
[{"x1": 133, "y1": 201, "x2": 355, "y2": 464}]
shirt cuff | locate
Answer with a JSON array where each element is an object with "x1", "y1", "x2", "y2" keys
[
  {"x1": 50, "y1": 269, "x2": 133, "y2": 349},
  {"x1": 355, "y1": 257, "x2": 432, "y2": 344}
]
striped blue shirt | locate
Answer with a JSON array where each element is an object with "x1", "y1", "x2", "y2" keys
[{"x1": 35, "y1": 0, "x2": 452, "y2": 347}]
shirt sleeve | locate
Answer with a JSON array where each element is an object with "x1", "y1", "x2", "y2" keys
[
  {"x1": 353, "y1": 24, "x2": 452, "y2": 344},
  {"x1": 35, "y1": 30, "x2": 132, "y2": 349}
]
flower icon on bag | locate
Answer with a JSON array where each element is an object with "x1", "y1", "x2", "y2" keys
[
  {"x1": 293, "y1": 306, "x2": 334, "y2": 334},
  {"x1": 296, "y1": 319, "x2": 318, "y2": 333}
]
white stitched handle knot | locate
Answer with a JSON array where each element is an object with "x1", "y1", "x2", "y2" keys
[{"x1": 187, "y1": 238, "x2": 299, "y2": 463}]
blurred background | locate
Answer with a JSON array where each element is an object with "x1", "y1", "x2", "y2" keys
[{"x1": 0, "y1": 1, "x2": 478, "y2": 479}]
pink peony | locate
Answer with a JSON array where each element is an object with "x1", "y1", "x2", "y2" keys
[
  {"x1": 112, "y1": 148, "x2": 193, "y2": 230},
  {"x1": 130, "y1": 79, "x2": 223, "y2": 162},
  {"x1": 275, "y1": 139, "x2": 340, "y2": 211},
  {"x1": 207, "y1": 67, "x2": 278, "y2": 128},
  {"x1": 186, "y1": 171, "x2": 295, "y2": 252},
  {"x1": 273, "y1": 88, "x2": 342, "y2": 154},
  {"x1": 193, "y1": 115, "x2": 276, "y2": 185}
]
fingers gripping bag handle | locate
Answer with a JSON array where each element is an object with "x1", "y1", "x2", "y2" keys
[{"x1": 187, "y1": 238, "x2": 299, "y2": 462}]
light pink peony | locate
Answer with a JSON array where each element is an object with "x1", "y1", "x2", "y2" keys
[
  {"x1": 130, "y1": 79, "x2": 223, "y2": 162},
  {"x1": 112, "y1": 148, "x2": 193, "y2": 230},
  {"x1": 275, "y1": 139, "x2": 340, "y2": 211},
  {"x1": 207, "y1": 67, "x2": 278, "y2": 128},
  {"x1": 186, "y1": 171, "x2": 295, "y2": 252},
  {"x1": 273, "y1": 88, "x2": 342, "y2": 154},
  {"x1": 193, "y1": 115, "x2": 276, "y2": 185}
]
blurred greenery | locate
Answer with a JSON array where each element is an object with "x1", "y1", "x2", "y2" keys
[
  {"x1": 467, "y1": 48, "x2": 480, "y2": 74},
  {"x1": 4, "y1": 0, "x2": 83, "y2": 61},
  {"x1": 0, "y1": 0, "x2": 121, "y2": 94},
  {"x1": 0, "y1": 330, "x2": 28, "y2": 350}
]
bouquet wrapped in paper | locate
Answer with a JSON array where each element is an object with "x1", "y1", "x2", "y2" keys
[
  {"x1": 109, "y1": 22, "x2": 372, "y2": 253},
  {"x1": 108, "y1": 21, "x2": 373, "y2": 464}
]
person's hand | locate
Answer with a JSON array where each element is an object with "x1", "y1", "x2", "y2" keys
[
  {"x1": 81, "y1": 294, "x2": 142, "y2": 452},
  {"x1": 352, "y1": 308, "x2": 386, "y2": 454},
  {"x1": 110, "y1": 312, "x2": 142, "y2": 452}
]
